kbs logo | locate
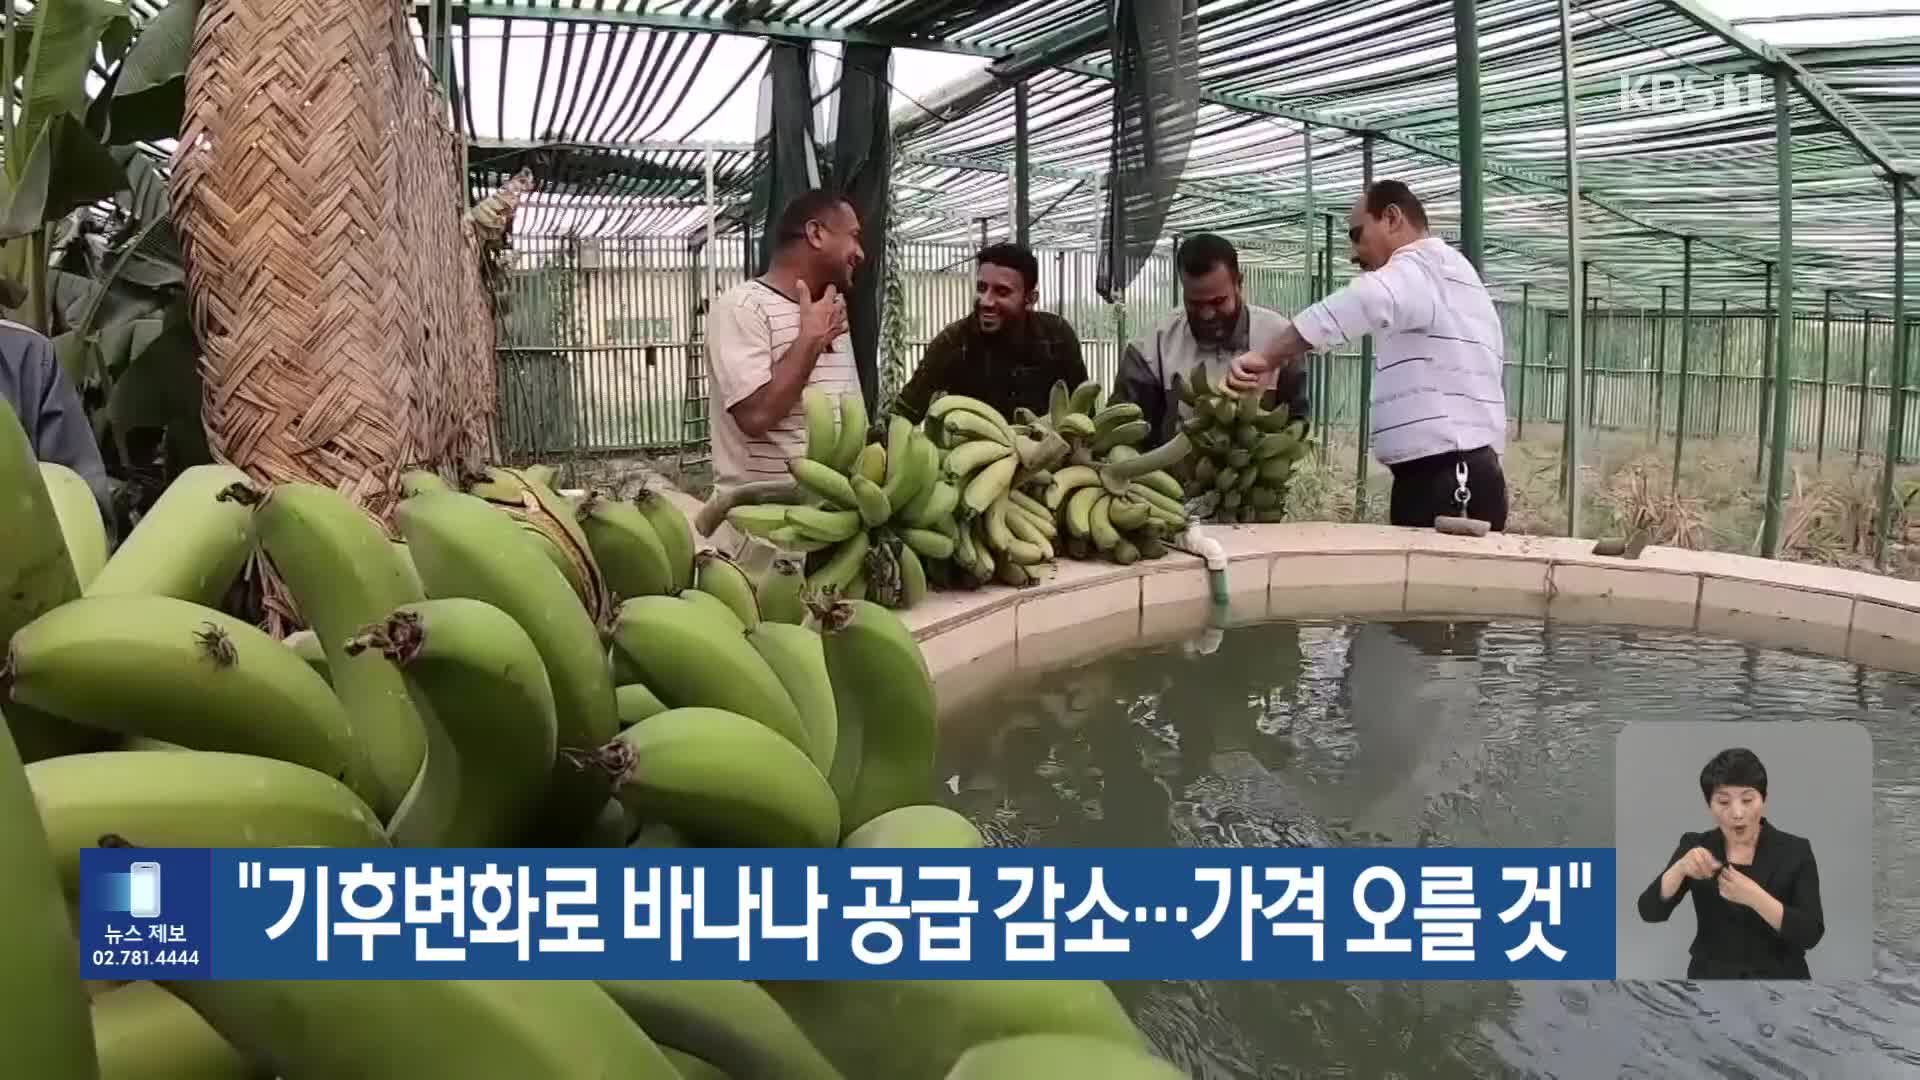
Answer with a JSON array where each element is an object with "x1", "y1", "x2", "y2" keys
[{"x1": 1617, "y1": 73, "x2": 1768, "y2": 114}]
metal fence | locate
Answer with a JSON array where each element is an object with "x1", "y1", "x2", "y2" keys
[{"x1": 491, "y1": 234, "x2": 1920, "y2": 471}]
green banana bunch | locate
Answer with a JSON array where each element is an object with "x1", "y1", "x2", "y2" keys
[
  {"x1": 601, "y1": 707, "x2": 840, "y2": 848},
  {"x1": 842, "y1": 804, "x2": 984, "y2": 849},
  {"x1": 91, "y1": 981, "x2": 261, "y2": 1080},
  {"x1": 85, "y1": 462, "x2": 256, "y2": 607},
  {"x1": 945, "y1": 1034, "x2": 1188, "y2": 1080},
  {"x1": 634, "y1": 483, "x2": 697, "y2": 592},
  {"x1": 1173, "y1": 367, "x2": 1311, "y2": 523},
  {"x1": 244, "y1": 480, "x2": 426, "y2": 821},
  {"x1": 577, "y1": 492, "x2": 678, "y2": 601},
  {"x1": 811, "y1": 597, "x2": 936, "y2": 835},
  {"x1": 5, "y1": 594, "x2": 375, "y2": 806},
  {"x1": 0, "y1": 711, "x2": 98, "y2": 1080},
  {"x1": 694, "y1": 549, "x2": 762, "y2": 628},
  {"x1": 38, "y1": 461, "x2": 109, "y2": 589},
  {"x1": 345, "y1": 599, "x2": 559, "y2": 847},
  {"x1": 1, "y1": 401, "x2": 114, "y2": 764},
  {"x1": 28, "y1": 750, "x2": 387, "y2": 902},
  {"x1": 396, "y1": 489, "x2": 618, "y2": 843},
  {"x1": 759, "y1": 979, "x2": 1149, "y2": 1080},
  {"x1": 160, "y1": 979, "x2": 680, "y2": 1079},
  {"x1": 746, "y1": 620, "x2": 838, "y2": 775},
  {"x1": 597, "y1": 980, "x2": 845, "y2": 1080}
]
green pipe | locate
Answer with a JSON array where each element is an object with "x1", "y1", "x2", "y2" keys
[
  {"x1": 1876, "y1": 179, "x2": 1908, "y2": 571},
  {"x1": 1755, "y1": 261, "x2": 1775, "y2": 483},
  {"x1": 1558, "y1": 0, "x2": 1585, "y2": 538},
  {"x1": 1761, "y1": 66, "x2": 1795, "y2": 560},
  {"x1": 1856, "y1": 311, "x2": 1872, "y2": 467},
  {"x1": 1654, "y1": 284, "x2": 1669, "y2": 441},
  {"x1": 1715, "y1": 298, "x2": 1729, "y2": 437},
  {"x1": 1321, "y1": 212, "x2": 1334, "y2": 452},
  {"x1": 1672, "y1": 237, "x2": 1694, "y2": 490},
  {"x1": 1817, "y1": 289, "x2": 1833, "y2": 467},
  {"x1": 1454, "y1": 0, "x2": 1486, "y2": 274},
  {"x1": 1517, "y1": 283, "x2": 1530, "y2": 440},
  {"x1": 1353, "y1": 134, "x2": 1376, "y2": 521},
  {"x1": 1013, "y1": 81, "x2": 1031, "y2": 247}
]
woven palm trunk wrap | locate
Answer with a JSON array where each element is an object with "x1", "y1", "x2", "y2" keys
[{"x1": 169, "y1": 0, "x2": 499, "y2": 634}]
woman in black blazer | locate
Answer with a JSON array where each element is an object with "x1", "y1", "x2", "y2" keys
[{"x1": 1636, "y1": 747, "x2": 1825, "y2": 979}]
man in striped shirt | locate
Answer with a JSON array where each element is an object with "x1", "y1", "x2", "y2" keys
[
  {"x1": 1227, "y1": 181, "x2": 1510, "y2": 531},
  {"x1": 706, "y1": 188, "x2": 865, "y2": 493}
]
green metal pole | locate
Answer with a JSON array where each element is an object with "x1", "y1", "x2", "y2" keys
[
  {"x1": 1517, "y1": 282, "x2": 1530, "y2": 440},
  {"x1": 1755, "y1": 262, "x2": 1775, "y2": 482},
  {"x1": 1654, "y1": 284, "x2": 1669, "y2": 442},
  {"x1": 1817, "y1": 289, "x2": 1833, "y2": 467},
  {"x1": 1321, "y1": 212, "x2": 1335, "y2": 452},
  {"x1": 1761, "y1": 66, "x2": 1795, "y2": 560},
  {"x1": 1876, "y1": 178, "x2": 1909, "y2": 571},
  {"x1": 1672, "y1": 237, "x2": 1694, "y2": 491},
  {"x1": 1013, "y1": 81, "x2": 1031, "y2": 247},
  {"x1": 1716, "y1": 298, "x2": 1728, "y2": 437},
  {"x1": 1353, "y1": 135, "x2": 1376, "y2": 520},
  {"x1": 1857, "y1": 310, "x2": 1872, "y2": 467},
  {"x1": 1454, "y1": 0, "x2": 1485, "y2": 274},
  {"x1": 1303, "y1": 123, "x2": 1316, "y2": 291},
  {"x1": 1558, "y1": 0, "x2": 1585, "y2": 537}
]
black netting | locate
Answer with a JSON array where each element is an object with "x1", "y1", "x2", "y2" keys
[
  {"x1": 752, "y1": 41, "x2": 823, "y2": 276},
  {"x1": 1098, "y1": 0, "x2": 1200, "y2": 303},
  {"x1": 828, "y1": 45, "x2": 893, "y2": 414}
]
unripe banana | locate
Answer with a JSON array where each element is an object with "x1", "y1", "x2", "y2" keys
[
  {"x1": 745, "y1": 622, "x2": 838, "y2": 774},
  {"x1": 603, "y1": 707, "x2": 839, "y2": 848},
  {"x1": 897, "y1": 542, "x2": 929, "y2": 607},
  {"x1": 768, "y1": 525, "x2": 834, "y2": 554},
  {"x1": 1090, "y1": 494, "x2": 1121, "y2": 550},
  {"x1": 664, "y1": 1047, "x2": 730, "y2": 1080},
  {"x1": 855, "y1": 442, "x2": 888, "y2": 486},
  {"x1": 629, "y1": 821, "x2": 690, "y2": 848},
  {"x1": 1005, "y1": 488, "x2": 1053, "y2": 528},
  {"x1": 963, "y1": 454, "x2": 1018, "y2": 515},
  {"x1": 754, "y1": 557, "x2": 809, "y2": 624},
  {"x1": 813, "y1": 598, "x2": 936, "y2": 834},
  {"x1": 1055, "y1": 413, "x2": 1097, "y2": 438},
  {"x1": 881, "y1": 415, "x2": 929, "y2": 512},
  {"x1": 399, "y1": 469, "x2": 451, "y2": 496},
  {"x1": 87, "y1": 462, "x2": 254, "y2": 606},
  {"x1": 6, "y1": 594, "x2": 372, "y2": 802},
  {"x1": 1093, "y1": 402, "x2": 1146, "y2": 432},
  {"x1": 679, "y1": 586, "x2": 746, "y2": 631},
  {"x1": 694, "y1": 550, "x2": 762, "y2": 629},
  {"x1": 635, "y1": 485, "x2": 697, "y2": 592},
  {"x1": 790, "y1": 457, "x2": 861, "y2": 510},
  {"x1": 92, "y1": 981, "x2": 259, "y2": 1080},
  {"x1": 161, "y1": 979, "x2": 679, "y2": 1079},
  {"x1": 246, "y1": 481, "x2": 426, "y2": 820},
  {"x1": 347, "y1": 600, "x2": 559, "y2": 847},
  {"x1": 942, "y1": 409, "x2": 1012, "y2": 447},
  {"x1": 927, "y1": 393, "x2": 1013, "y2": 440},
  {"x1": 849, "y1": 473, "x2": 892, "y2": 529},
  {"x1": 27, "y1": 749, "x2": 387, "y2": 902},
  {"x1": 948, "y1": 1035, "x2": 1187, "y2": 1080},
  {"x1": 943, "y1": 438, "x2": 1013, "y2": 482},
  {"x1": 832, "y1": 392, "x2": 869, "y2": 475},
  {"x1": 786, "y1": 506, "x2": 864, "y2": 544},
  {"x1": 615, "y1": 682, "x2": 669, "y2": 729},
  {"x1": 903, "y1": 477, "x2": 959, "y2": 530},
  {"x1": 1002, "y1": 508, "x2": 1054, "y2": 561},
  {"x1": 801, "y1": 387, "x2": 838, "y2": 464},
  {"x1": 579, "y1": 494, "x2": 677, "y2": 600},
  {"x1": 1090, "y1": 419, "x2": 1151, "y2": 454},
  {"x1": 610, "y1": 596, "x2": 809, "y2": 756},
  {"x1": 0, "y1": 714, "x2": 98, "y2": 1080},
  {"x1": 1068, "y1": 379, "x2": 1104, "y2": 416},
  {"x1": 901, "y1": 528, "x2": 956, "y2": 561},
  {"x1": 729, "y1": 504, "x2": 793, "y2": 539},
  {"x1": 1045, "y1": 465, "x2": 1101, "y2": 510},
  {"x1": 396, "y1": 489, "x2": 617, "y2": 839},
  {"x1": 583, "y1": 797, "x2": 635, "y2": 847},
  {"x1": 1048, "y1": 380, "x2": 1072, "y2": 426},
  {"x1": 38, "y1": 461, "x2": 109, "y2": 589},
  {"x1": 1108, "y1": 497, "x2": 1152, "y2": 532},
  {"x1": 597, "y1": 980, "x2": 844, "y2": 1080},
  {"x1": 806, "y1": 530, "x2": 870, "y2": 594},
  {"x1": 843, "y1": 804, "x2": 984, "y2": 849},
  {"x1": 1065, "y1": 486, "x2": 1102, "y2": 538},
  {"x1": 762, "y1": 979, "x2": 1145, "y2": 1080}
]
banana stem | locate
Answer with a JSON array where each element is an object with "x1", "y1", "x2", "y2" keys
[
  {"x1": 1100, "y1": 433, "x2": 1192, "y2": 485},
  {"x1": 693, "y1": 481, "x2": 803, "y2": 537}
]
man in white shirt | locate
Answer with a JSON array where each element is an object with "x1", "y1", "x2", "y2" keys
[
  {"x1": 1227, "y1": 181, "x2": 1509, "y2": 531},
  {"x1": 705, "y1": 188, "x2": 864, "y2": 491}
]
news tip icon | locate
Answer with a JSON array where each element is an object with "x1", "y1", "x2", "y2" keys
[{"x1": 101, "y1": 860, "x2": 164, "y2": 919}]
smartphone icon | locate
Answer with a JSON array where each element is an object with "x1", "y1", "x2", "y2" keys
[{"x1": 128, "y1": 862, "x2": 162, "y2": 919}]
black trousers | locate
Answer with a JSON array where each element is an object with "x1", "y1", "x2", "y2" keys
[{"x1": 1386, "y1": 445, "x2": 1509, "y2": 531}]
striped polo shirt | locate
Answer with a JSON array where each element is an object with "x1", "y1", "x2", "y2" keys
[
  {"x1": 1292, "y1": 237, "x2": 1507, "y2": 466},
  {"x1": 705, "y1": 278, "x2": 860, "y2": 489}
]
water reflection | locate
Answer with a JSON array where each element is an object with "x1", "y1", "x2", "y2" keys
[{"x1": 937, "y1": 618, "x2": 1920, "y2": 1078}]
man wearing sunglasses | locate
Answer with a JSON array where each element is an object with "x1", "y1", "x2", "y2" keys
[{"x1": 1226, "y1": 181, "x2": 1509, "y2": 531}]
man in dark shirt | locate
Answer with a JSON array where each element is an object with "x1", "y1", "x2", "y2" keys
[
  {"x1": 1636, "y1": 747, "x2": 1824, "y2": 979},
  {"x1": 889, "y1": 243, "x2": 1087, "y2": 423},
  {"x1": 1, "y1": 317, "x2": 114, "y2": 529}
]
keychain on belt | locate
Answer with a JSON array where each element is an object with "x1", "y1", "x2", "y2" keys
[{"x1": 1434, "y1": 458, "x2": 1490, "y2": 538}]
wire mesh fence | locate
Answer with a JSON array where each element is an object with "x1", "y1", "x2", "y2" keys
[{"x1": 490, "y1": 235, "x2": 1920, "y2": 479}]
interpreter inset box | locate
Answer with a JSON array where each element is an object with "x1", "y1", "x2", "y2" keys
[{"x1": 1614, "y1": 721, "x2": 1872, "y2": 982}]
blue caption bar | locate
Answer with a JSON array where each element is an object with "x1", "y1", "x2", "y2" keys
[{"x1": 79, "y1": 847, "x2": 1617, "y2": 981}]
